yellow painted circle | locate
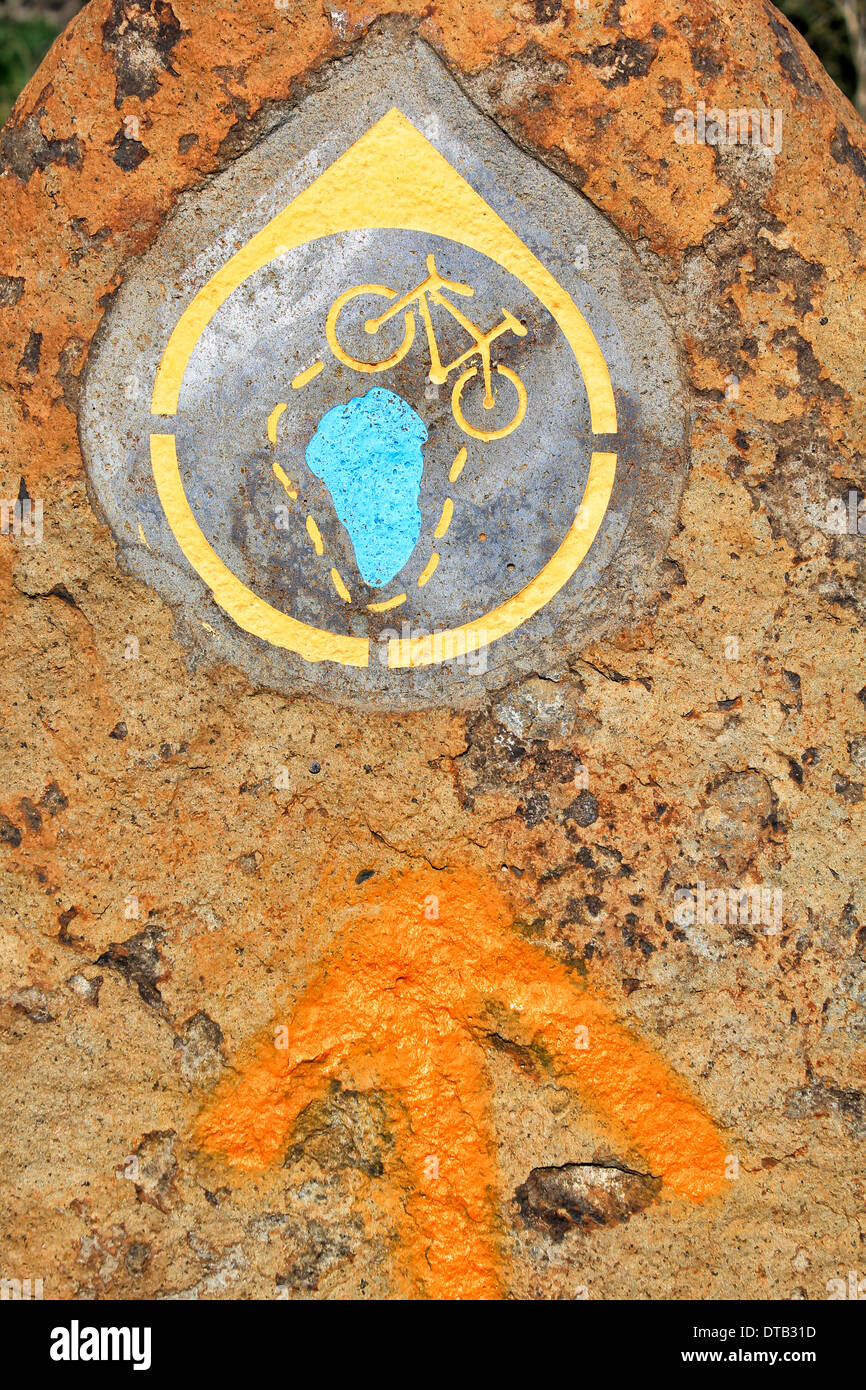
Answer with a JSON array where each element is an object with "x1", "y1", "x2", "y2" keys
[
  {"x1": 325, "y1": 284, "x2": 415, "y2": 373},
  {"x1": 150, "y1": 110, "x2": 618, "y2": 671},
  {"x1": 450, "y1": 364, "x2": 528, "y2": 442}
]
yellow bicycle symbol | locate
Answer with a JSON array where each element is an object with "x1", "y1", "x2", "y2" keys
[{"x1": 326, "y1": 253, "x2": 528, "y2": 441}]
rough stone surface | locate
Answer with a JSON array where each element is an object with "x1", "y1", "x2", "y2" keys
[
  {"x1": 0, "y1": 0, "x2": 864, "y2": 1301},
  {"x1": 515, "y1": 1162, "x2": 663, "y2": 1238}
]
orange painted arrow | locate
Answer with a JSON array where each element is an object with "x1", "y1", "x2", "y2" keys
[{"x1": 196, "y1": 868, "x2": 727, "y2": 1298}]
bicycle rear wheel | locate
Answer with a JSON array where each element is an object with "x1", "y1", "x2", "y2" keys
[{"x1": 326, "y1": 285, "x2": 415, "y2": 372}]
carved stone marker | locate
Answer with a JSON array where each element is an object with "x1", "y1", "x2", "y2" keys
[{"x1": 0, "y1": 0, "x2": 864, "y2": 1303}]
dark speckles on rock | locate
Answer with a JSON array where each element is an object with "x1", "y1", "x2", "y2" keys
[
  {"x1": 57, "y1": 337, "x2": 86, "y2": 411},
  {"x1": 559, "y1": 896, "x2": 584, "y2": 927},
  {"x1": 829, "y1": 124, "x2": 866, "y2": 184},
  {"x1": 125, "y1": 1241, "x2": 151, "y2": 1275},
  {"x1": 532, "y1": 0, "x2": 562, "y2": 22},
  {"x1": 18, "y1": 797, "x2": 42, "y2": 832},
  {"x1": 582, "y1": 37, "x2": 658, "y2": 89},
  {"x1": 0, "y1": 275, "x2": 24, "y2": 307},
  {"x1": 848, "y1": 736, "x2": 866, "y2": 771},
  {"x1": 833, "y1": 774, "x2": 863, "y2": 804},
  {"x1": 691, "y1": 47, "x2": 723, "y2": 80},
  {"x1": 0, "y1": 111, "x2": 81, "y2": 183},
  {"x1": 771, "y1": 326, "x2": 844, "y2": 401},
  {"x1": 763, "y1": 4, "x2": 823, "y2": 98},
  {"x1": 178, "y1": 132, "x2": 198, "y2": 153},
  {"x1": 355, "y1": 869, "x2": 375, "y2": 885},
  {"x1": 519, "y1": 792, "x2": 550, "y2": 828},
  {"x1": 785, "y1": 1080, "x2": 865, "y2": 1139},
  {"x1": 102, "y1": 0, "x2": 184, "y2": 108},
  {"x1": 456, "y1": 711, "x2": 588, "y2": 815},
  {"x1": 276, "y1": 1216, "x2": 361, "y2": 1295},
  {"x1": 57, "y1": 907, "x2": 78, "y2": 940},
  {"x1": 0, "y1": 813, "x2": 22, "y2": 847},
  {"x1": 40, "y1": 781, "x2": 67, "y2": 816},
  {"x1": 17, "y1": 331, "x2": 42, "y2": 377},
  {"x1": 515, "y1": 1162, "x2": 661, "y2": 1239},
  {"x1": 111, "y1": 130, "x2": 149, "y2": 170},
  {"x1": 96, "y1": 924, "x2": 167, "y2": 1010},
  {"x1": 750, "y1": 240, "x2": 823, "y2": 319},
  {"x1": 563, "y1": 791, "x2": 599, "y2": 828}
]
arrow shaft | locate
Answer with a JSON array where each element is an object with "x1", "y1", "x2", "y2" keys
[{"x1": 196, "y1": 867, "x2": 727, "y2": 1298}]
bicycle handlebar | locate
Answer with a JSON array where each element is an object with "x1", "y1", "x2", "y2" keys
[{"x1": 424, "y1": 253, "x2": 474, "y2": 298}]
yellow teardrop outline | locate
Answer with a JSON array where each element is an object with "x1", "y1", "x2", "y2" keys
[{"x1": 149, "y1": 109, "x2": 618, "y2": 670}]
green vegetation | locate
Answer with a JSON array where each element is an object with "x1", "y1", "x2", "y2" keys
[
  {"x1": 0, "y1": 16, "x2": 60, "y2": 125},
  {"x1": 778, "y1": 0, "x2": 861, "y2": 110}
]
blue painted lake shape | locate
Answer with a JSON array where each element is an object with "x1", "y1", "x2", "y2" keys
[{"x1": 305, "y1": 387, "x2": 428, "y2": 588}]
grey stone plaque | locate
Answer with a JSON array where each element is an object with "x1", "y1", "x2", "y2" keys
[{"x1": 80, "y1": 33, "x2": 687, "y2": 707}]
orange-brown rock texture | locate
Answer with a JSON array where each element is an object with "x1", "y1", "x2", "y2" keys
[{"x1": 0, "y1": 0, "x2": 864, "y2": 1301}]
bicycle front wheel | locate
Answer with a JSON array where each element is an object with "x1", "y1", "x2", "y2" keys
[
  {"x1": 326, "y1": 285, "x2": 415, "y2": 373},
  {"x1": 451, "y1": 364, "x2": 527, "y2": 441}
]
